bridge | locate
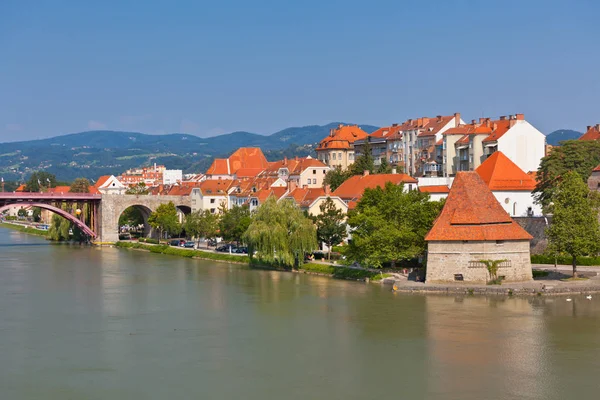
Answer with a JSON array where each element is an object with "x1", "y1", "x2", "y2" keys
[{"x1": 0, "y1": 192, "x2": 192, "y2": 242}]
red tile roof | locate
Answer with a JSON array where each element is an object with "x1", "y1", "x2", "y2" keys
[
  {"x1": 47, "y1": 186, "x2": 71, "y2": 193},
  {"x1": 94, "y1": 175, "x2": 111, "y2": 188},
  {"x1": 317, "y1": 125, "x2": 368, "y2": 151},
  {"x1": 475, "y1": 151, "x2": 537, "y2": 191},
  {"x1": 198, "y1": 179, "x2": 233, "y2": 195},
  {"x1": 206, "y1": 148, "x2": 269, "y2": 176},
  {"x1": 15, "y1": 184, "x2": 26, "y2": 192},
  {"x1": 579, "y1": 124, "x2": 600, "y2": 141},
  {"x1": 418, "y1": 185, "x2": 450, "y2": 193},
  {"x1": 261, "y1": 156, "x2": 327, "y2": 177},
  {"x1": 332, "y1": 173, "x2": 417, "y2": 201},
  {"x1": 286, "y1": 187, "x2": 326, "y2": 207},
  {"x1": 415, "y1": 115, "x2": 456, "y2": 137},
  {"x1": 425, "y1": 172, "x2": 532, "y2": 241},
  {"x1": 370, "y1": 124, "x2": 403, "y2": 140},
  {"x1": 481, "y1": 119, "x2": 512, "y2": 143}
]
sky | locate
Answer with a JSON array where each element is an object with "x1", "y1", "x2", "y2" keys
[{"x1": 1, "y1": 0, "x2": 599, "y2": 142}]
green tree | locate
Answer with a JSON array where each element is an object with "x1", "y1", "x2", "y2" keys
[
  {"x1": 376, "y1": 158, "x2": 393, "y2": 174},
  {"x1": 48, "y1": 214, "x2": 71, "y2": 241},
  {"x1": 17, "y1": 207, "x2": 27, "y2": 218},
  {"x1": 119, "y1": 206, "x2": 145, "y2": 229},
  {"x1": 346, "y1": 182, "x2": 444, "y2": 268},
  {"x1": 219, "y1": 205, "x2": 252, "y2": 245},
  {"x1": 184, "y1": 210, "x2": 220, "y2": 248},
  {"x1": 535, "y1": 140, "x2": 600, "y2": 208},
  {"x1": 546, "y1": 171, "x2": 600, "y2": 277},
  {"x1": 349, "y1": 140, "x2": 375, "y2": 176},
  {"x1": 69, "y1": 178, "x2": 91, "y2": 193},
  {"x1": 148, "y1": 201, "x2": 181, "y2": 239},
  {"x1": 313, "y1": 197, "x2": 347, "y2": 261},
  {"x1": 243, "y1": 197, "x2": 317, "y2": 268},
  {"x1": 32, "y1": 207, "x2": 42, "y2": 222},
  {"x1": 25, "y1": 171, "x2": 57, "y2": 192},
  {"x1": 126, "y1": 182, "x2": 149, "y2": 195},
  {"x1": 323, "y1": 165, "x2": 351, "y2": 191}
]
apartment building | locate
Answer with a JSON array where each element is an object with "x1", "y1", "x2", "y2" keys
[{"x1": 316, "y1": 124, "x2": 369, "y2": 170}]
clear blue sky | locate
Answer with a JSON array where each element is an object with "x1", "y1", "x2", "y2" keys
[{"x1": 1, "y1": 0, "x2": 599, "y2": 141}]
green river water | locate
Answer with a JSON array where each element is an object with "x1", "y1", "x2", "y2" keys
[{"x1": 1, "y1": 228, "x2": 600, "y2": 399}]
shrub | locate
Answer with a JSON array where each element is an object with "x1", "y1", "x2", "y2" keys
[
  {"x1": 532, "y1": 270, "x2": 550, "y2": 278},
  {"x1": 115, "y1": 241, "x2": 249, "y2": 263}
]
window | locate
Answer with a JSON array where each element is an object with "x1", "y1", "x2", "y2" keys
[
  {"x1": 251, "y1": 199, "x2": 258, "y2": 206},
  {"x1": 349, "y1": 153, "x2": 354, "y2": 160},
  {"x1": 338, "y1": 152, "x2": 342, "y2": 160},
  {"x1": 313, "y1": 179, "x2": 317, "y2": 184},
  {"x1": 496, "y1": 240, "x2": 505, "y2": 245},
  {"x1": 210, "y1": 208, "x2": 216, "y2": 214},
  {"x1": 323, "y1": 170, "x2": 326, "y2": 174},
  {"x1": 307, "y1": 180, "x2": 311, "y2": 185},
  {"x1": 312, "y1": 169, "x2": 316, "y2": 174},
  {"x1": 332, "y1": 153, "x2": 337, "y2": 160},
  {"x1": 210, "y1": 198, "x2": 215, "y2": 204}
]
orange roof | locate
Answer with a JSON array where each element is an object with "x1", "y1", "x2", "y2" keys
[
  {"x1": 332, "y1": 173, "x2": 417, "y2": 201},
  {"x1": 286, "y1": 187, "x2": 326, "y2": 207},
  {"x1": 415, "y1": 115, "x2": 456, "y2": 137},
  {"x1": 253, "y1": 186, "x2": 288, "y2": 203},
  {"x1": 370, "y1": 124, "x2": 403, "y2": 140},
  {"x1": 481, "y1": 119, "x2": 512, "y2": 142},
  {"x1": 316, "y1": 125, "x2": 369, "y2": 151},
  {"x1": 15, "y1": 184, "x2": 26, "y2": 192},
  {"x1": 94, "y1": 175, "x2": 111, "y2": 188},
  {"x1": 425, "y1": 172, "x2": 532, "y2": 241},
  {"x1": 47, "y1": 186, "x2": 71, "y2": 193},
  {"x1": 475, "y1": 151, "x2": 537, "y2": 191},
  {"x1": 261, "y1": 156, "x2": 327, "y2": 177},
  {"x1": 443, "y1": 123, "x2": 492, "y2": 136},
  {"x1": 234, "y1": 168, "x2": 265, "y2": 178},
  {"x1": 206, "y1": 148, "x2": 269, "y2": 176},
  {"x1": 198, "y1": 179, "x2": 233, "y2": 194},
  {"x1": 418, "y1": 185, "x2": 450, "y2": 193},
  {"x1": 579, "y1": 124, "x2": 600, "y2": 141}
]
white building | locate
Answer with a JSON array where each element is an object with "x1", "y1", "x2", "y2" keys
[{"x1": 163, "y1": 169, "x2": 183, "y2": 185}]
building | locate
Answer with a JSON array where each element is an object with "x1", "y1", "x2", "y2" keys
[
  {"x1": 418, "y1": 185, "x2": 450, "y2": 202},
  {"x1": 191, "y1": 179, "x2": 233, "y2": 214},
  {"x1": 353, "y1": 124, "x2": 404, "y2": 168},
  {"x1": 95, "y1": 175, "x2": 127, "y2": 195},
  {"x1": 475, "y1": 151, "x2": 541, "y2": 217},
  {"x1": 442, "y1": 114, "x2": 545, "y2": 177},
  {"x1": 578, "y1": 124, "x2": 600, "y2": 141},
  {"x1": 283, "y1": 183, "x2": 347, "y2": 216},
  {"x1": 332, "y1": 171, "x2": 417, "y2": 208},
  {"x1": 162, "y1": 169, "x2": 183, "y2": 185},
  {"x1": 316, "y1": 124, "x2": 369, "y2": 170},
  {"x1": 119, "y1": 165, "x2": 165, "y2": 187},
  {"x1": 425, "y1": 172, "x2": 533, "y2": 283},
  {"x1": 258, "y1": 156, "x2": 329, "y2": 188},
  {"x1": 205, "y1": 148, "x2": 270, "y2": 180},
  {"x1": 587, "y1": 164, "x2": 600, "y2": 191}
]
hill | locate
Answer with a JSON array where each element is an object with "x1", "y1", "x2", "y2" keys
[
  {"x1": 546, "y1": 129, "x2": 582, "y2": 146},
  {"x1": 0, "y1": 123, "x2": 378, "y2": 182}
]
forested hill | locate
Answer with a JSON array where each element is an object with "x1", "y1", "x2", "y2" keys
[{"x1": 0, "y1": 123, "x2": 378, "y2": 182}]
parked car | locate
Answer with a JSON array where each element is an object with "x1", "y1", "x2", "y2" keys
[
  {"x1": 216, "y1": 244, "x2": 237, "y2": 252},
  {"x1": 207, "y1": 239, "x2": 217, "y2": 247},
  {"x1": 170, "y1": 239, "x2": 181, "y2": 247},
  {"x1": 234, "y1": 246, "x2": 248, "y2": 254},
  {"x1": 183, "y1": 241, "x2": 195, "y2": 248}
]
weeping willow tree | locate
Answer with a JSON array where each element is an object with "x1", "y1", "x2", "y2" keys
[{"x1": 243, "y1": 196, "x2": 317, "y2": 269}]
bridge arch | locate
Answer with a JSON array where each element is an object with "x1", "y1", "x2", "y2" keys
[
  {"x1": 117, "y1": 204, "x2": 153, "y2": 239},
  {"x1": 0, "y1": 202, "x2": 96, "y2": 238}
]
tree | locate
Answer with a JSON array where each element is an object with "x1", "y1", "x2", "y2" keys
[
  {"x1": 184, "y1": 210, "x2": 220, "y2": 248},
  {"x1": 546, "y1": 171, "x2": 600, "y2": 277},
  {"x1": 243, "y1": 197, "x2": 317, "y2": 268},
  {"x1": 25, "y1": 171, "x2": 57, "y2": 192},
  {"x1": 17, "y1": 207, "x2": 27, "y2": 218},
  {"x1": 69, "y1": 178, "x2": 90, "y2": 193},
  {"x1": 126, "y1": 182, "x2": 149, "y2": 195},
  {"x1": 148, "y1": 201, "x2": 181, "y2": 239},
  {"x1": 119, "y1": 206, "x2": 145, "y2": 229},
  {"x1": 323, "y1": 166, "x2": 351, "y2": 191},
  {"x1": 535, "y1": 140, "x2": 600, "y2": 208},
  {"x1": 32, "y1": 207, "x2": 42, "y2": 222},
  {"x1": 349, "y1": 140, "x2": 375, "y2": 176},
  {"x1": 48, "y1": 214, "x2": 70, "y2": 241},
  {"x1": 376, "y1": 158, "x2": 393, "y2": 174},
  {"x1": 313, "y1": 197, "x2": 347, "y2": 261},
  {"x1": 219, "y1": 205, "x2": 252, "y2": 245},
  {"x1": 345, "y1": 182, "x2": 444, "y2": 268}
]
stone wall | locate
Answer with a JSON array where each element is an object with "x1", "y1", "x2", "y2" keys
[
  {"x1": 97, "y1": 194, "x2": 191, "y2": 243},
  {"x1": 513, "y1": 216, "x2": 550, "y2": 254},
  {"x1": 426, "y1": 240, "x2": 532, "y2": 283}
]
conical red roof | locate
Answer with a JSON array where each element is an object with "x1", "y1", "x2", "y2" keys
[
  {"x1": 475, "y1": 151, "x2": 536, "y2": 191},
  {"x1": 425, "y1": 172, "x2": 532, "y2": 241}
]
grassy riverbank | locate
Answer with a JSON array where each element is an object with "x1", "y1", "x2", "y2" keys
[
  {"x1": 0, "y1": 222, "x2": 49, "y2": 237},
  {"x1": 114, "y1": 241, "x2": 392, "y2": 281}
]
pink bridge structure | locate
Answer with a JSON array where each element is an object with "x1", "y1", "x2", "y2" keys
[{"x1": 0, "y1": 192, "x2": 101, "y2": 238}]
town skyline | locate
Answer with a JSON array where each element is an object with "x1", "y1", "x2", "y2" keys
[{"x1": 2, "y1": 0, "x2": 600, "y2": 141}]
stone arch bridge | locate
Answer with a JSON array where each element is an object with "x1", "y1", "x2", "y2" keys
[{"x1": 0, "y1": 192, "x2": 191, "y2": 243}]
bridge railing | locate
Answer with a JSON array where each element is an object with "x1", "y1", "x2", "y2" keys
[{"x1": 0, "y1": 193, "x2": 102, "y2": 200}]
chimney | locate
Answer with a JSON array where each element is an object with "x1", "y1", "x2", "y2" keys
[
  {"x1": 338, "y1": 124, "x2": 343, "y2": 129},
  {"x1": 595, "y1": 124, "x2": 600, "y2": 131},
  {"x1": 417, "y1": 118, "x2": 423, "y2": 126},
  {"x1": 587, "y1": 126, "x2": 592, "y2": 131},
  {"x1": 471, "y1": 119, "x2": 477, "y2": 125},
  {"x1": 454, "y1": 112, "x2": 461, "y2": 126},
  {"x1": 499, "y1": 115, "x2": 506, "y2": 121},
  {"x1": 479, "y1": 117, "x2": 486, "y2": 124},
  {"x1": 288, "y1": 180, "x2": 297, "y2": 192},
  {"x1": 516, "y1": 113, "x2": 525, "y2": 120},
  {"x1": 408, "y1": 119, "x2": 413, "y2": 125},
  {"x1": 324, "y1": 185, "x2": 331, "y2": 195},
  {"x1": 392, "y1": 123, "x2": 398, "y2": 127},
  {"x1": 422, "y1": 117, "x2": 430, "y2": 126},
  {"x1": 363, "y1": 170, "x2": 370, "y2": 177},
  {"x1": 509, "y1": 116, "x2": 517, "y2": 128},
  {"x1": 391, "y1": 168, "x2": 397, "y2": 174},
  {"x1": 283, "y1": 156, "x2": 287, "y2": 165},
  {"x1": 436, "y1": 115, "x2": 442, "y2": 122}
]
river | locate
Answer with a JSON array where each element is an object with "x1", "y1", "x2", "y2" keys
[{"x1": 1, "y1": 228, "x2": 600, "y2": 399}]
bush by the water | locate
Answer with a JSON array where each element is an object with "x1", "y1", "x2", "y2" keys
[
  {"x1": 138, "y1": 237, "x2": 159, "y2": 244},
  {"x1": 299, "y1": 263, "x2": 392, "y2": 281},
  {"x1": 531, "y1": 254, "x2": 600, "y2": 266},
  {"x1": 116, "y1": 241, "x2": 248, "y2": 263}
]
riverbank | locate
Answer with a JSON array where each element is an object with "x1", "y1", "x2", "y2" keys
[
  {"x1": 113, "y1": 241, "x2": 393, "y2": 282},
  {"x1": 0, "y1": 222, "x2": 49, "y2": 237}
]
